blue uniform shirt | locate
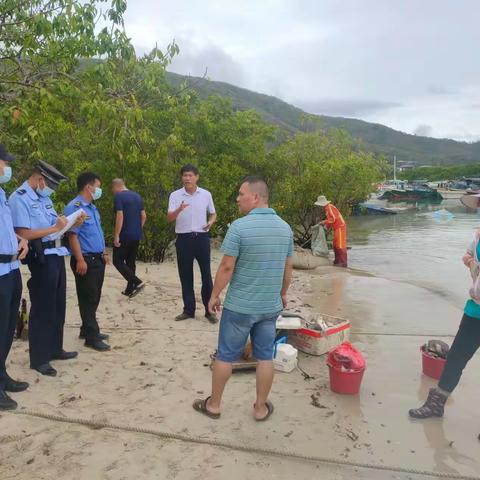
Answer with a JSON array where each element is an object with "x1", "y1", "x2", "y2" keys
[
  {"x1": 0, "y1": 187, "x2": 20, "y2": 276},
  {"x1": 9, "y1": 181, "x2": 68, "y2": 256},
  {"x1": 64, "y1": 195, "x2": 105, "y2": 254}
]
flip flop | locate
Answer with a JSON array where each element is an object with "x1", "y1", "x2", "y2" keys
[
  {"x1": 193, "y1": 396, "x2": 220, "y2": 419},
  {"x1": 254, "y1": 401, "x2": 274, "y2": 422}
]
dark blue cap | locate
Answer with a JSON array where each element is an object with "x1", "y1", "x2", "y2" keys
[{"x1": 0, "y1": 144, "x2": 15, "y2": 162}]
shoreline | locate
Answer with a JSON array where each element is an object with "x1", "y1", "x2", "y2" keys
[{"x1": 1, "y1": 250, "x2": 479, "y2": 479}]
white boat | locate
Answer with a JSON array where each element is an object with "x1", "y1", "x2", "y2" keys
[{"x1": 438, "y1": 189, "x2": 468, "y2": 200}]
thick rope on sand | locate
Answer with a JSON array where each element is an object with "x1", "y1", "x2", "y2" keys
[{"x1": 9, "y1": 409, "x2": 480, "y2": 480}]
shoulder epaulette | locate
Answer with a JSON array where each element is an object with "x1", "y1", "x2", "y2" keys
[
  {"x1": 74, "y1": 201, "x2": 81, "y2": 207},
  {"x1": 17, "y1": 189, "x2": 26, "y2": 195}
]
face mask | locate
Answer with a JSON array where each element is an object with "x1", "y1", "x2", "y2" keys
[
  {"x1": 0, "y1": 166, "x2": 12, "y2": 184},
  {"x1": 37, "y1": 185, "x2": 54, "y2": 198},
  {"x1": 92, "y1": 187, "x2": 102, "y2": 201}
]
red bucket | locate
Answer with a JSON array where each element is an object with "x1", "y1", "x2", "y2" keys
[
  {"x1": 328, "y1": 365, "x2": 365, "y2": 395},
  {"x1": 421, "y1": 348, "x2": 446, "y2": 380}
]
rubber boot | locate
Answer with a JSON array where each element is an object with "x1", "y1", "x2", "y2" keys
[{"x1": 409, "y1": 388, "x2": 448, "y2": 419}]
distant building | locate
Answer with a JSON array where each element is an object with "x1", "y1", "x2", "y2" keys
[{"x1": 397, "y1": 162, "x2": 416, "y2": 172}]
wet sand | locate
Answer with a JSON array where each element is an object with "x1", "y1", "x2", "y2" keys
[{"x1": 1, "y1": 250, "x2": 479, "y2": 480}]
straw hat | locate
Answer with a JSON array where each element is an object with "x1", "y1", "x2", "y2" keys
[
  {"x1": 460, "y1": 193, "x2": 480, "y2": 210},
  {"x1": 314, "y1": 195, "x2": 330, "y2": 207}
]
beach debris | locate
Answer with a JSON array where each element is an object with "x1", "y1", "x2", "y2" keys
[
  {"x1": 284, "y1": 431, "x2": 293, "y2": 438},
  {"x1": 296, "y1": 361, "x2": 315, "y2": 380},
  {"x1": 346, "y1": 429, "x2": 359, "y2": 442},
  {"x1": 59, "y1": 394, "x2": 80, "y2": 406},
  {"x1": 422, "y1": 340, "x2": 450, "y2": 359},
  {"x1": 310, "y1": 393, "x2": 327, "y2": 409}
]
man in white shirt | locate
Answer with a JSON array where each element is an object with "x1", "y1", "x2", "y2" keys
[{"x1": 167, "y1": 165, "x2": 218, "y2": 323}]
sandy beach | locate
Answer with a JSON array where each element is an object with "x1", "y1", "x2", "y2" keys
[{"x1": 1, "y1": 248, "x2": 479, "y2": 480}]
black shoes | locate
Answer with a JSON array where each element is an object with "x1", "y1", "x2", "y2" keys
[
  {"x1": 175, "y1": 312, "x2": 218, "y2": 323},
  {"x1": 175, "y1": 312, "x2": 195, "y2": 321},
  {"x1": 128, "y1": 282, "x2": 145, "y2": 298},
  {"x1": 5, "y1": 377, "x2": 29, "y2": 393},
  {"x1": 79, "y1": 332, "x2": 109, "y2": 341},
  {"x1": 0, "y1": 390, "x2": 17, "y2": 411},
  {"x1": 205, "y1": 313, "x2": 219, "y2": 324},
  {"x1": 85, "y1": 340, "x2": 111, "y2": 351},
  {"x1": 52, "y1": 350, "x2": 78, "y2": 361},
  {"x1": 34, "y1": 363, "x2": 57, "y2": 377}
]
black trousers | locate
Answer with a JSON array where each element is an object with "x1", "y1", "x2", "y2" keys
[
  {"x1": 71, "y1": 255, "x2": 105, "y2": 342},
  {"x1": 0, "y1": 269, "x2": 22, "y2": 390},
  {"x1": 438, "y1": 314, "x2": 480, "y2": 392},
  {"x1": 175, "y1": 233, "x2": 213, "y2": 316},
  {"x1": 27, "y1": 255, "x2": 66, "y2": 367},
  {"x1": 113, "y1": 240, "x2": 141, "y2": 292}
]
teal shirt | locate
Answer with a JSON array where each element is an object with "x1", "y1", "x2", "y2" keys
[
  {"x1": 221, "y1": 208, "x2": 294, "y2": 314},
  {"x1": 464, "y1": 241, "x2": 480, "y2": 319}
]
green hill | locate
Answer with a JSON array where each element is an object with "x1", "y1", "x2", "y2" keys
[{"x1": 166, "y1": 72, "x2": 480, "y2": 166}]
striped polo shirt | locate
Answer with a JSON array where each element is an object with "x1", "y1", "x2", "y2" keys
[{"x1": 221, "y1": 208, "x2": 294, "y2": 314}]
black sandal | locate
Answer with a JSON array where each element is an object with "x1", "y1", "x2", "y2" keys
[
  {"x1": 254, "y1": 401, "x2": 274, "y2": 421},
  {"x1": 193, "y1": 396, "x2": 220, "y2": 419}
]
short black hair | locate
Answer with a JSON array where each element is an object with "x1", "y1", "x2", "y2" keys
[
  {"x1": 180, "y1": 164, "x2": 199, "y2": 176},
  {"x1": 241, "y1": 175, "x2": 270, "y2": 199},
  {"x1": 77, "y1": 171, "x2": 101, "y2": 192}
]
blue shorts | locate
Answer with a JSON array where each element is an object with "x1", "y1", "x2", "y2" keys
[{"x1": 216, "y1": 308, "x2": 279, "y2": 362}]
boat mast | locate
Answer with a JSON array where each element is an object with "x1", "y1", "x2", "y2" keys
[{"x1": 393, "y1": 155, "x2": 397, "y2": 182}]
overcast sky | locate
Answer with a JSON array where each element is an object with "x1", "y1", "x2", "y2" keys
[{"x1": 124, "y1": 0, "x2": 480, "y2": 142}]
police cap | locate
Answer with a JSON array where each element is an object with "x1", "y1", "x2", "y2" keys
[
  {"x1": 0, "y1": 144, "x2": 15, "y2": 162},
  {"x1": 36, "y1": 160, "x2": 67, "y2": 189}
]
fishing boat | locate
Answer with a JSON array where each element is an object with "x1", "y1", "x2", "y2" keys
[
  {"x1": 438, "y1": 189, "x2": 467, "y2": 200},
  {"x1": 437, "y1": 181, "x2": 469, "y2": 200},
  {"x1": 357, "y1": 203, "x2": 398, "y2": 215},
  {"x1": 377, "y1": 156, "x2": 441, "y2": 202},
  {"x1": 378, "y1": 185, "x2": 441, "y2": 202}
]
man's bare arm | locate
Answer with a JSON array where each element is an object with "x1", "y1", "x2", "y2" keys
[
  {"x1": 208, "y1": 255, "x2": 236, "y2": 313},
  {"x1": 167, "y1": 202, "x2": 189, "y2": 223},
  {"x1": 281, "y1": 257, "x2": 294, "y2": 308}
]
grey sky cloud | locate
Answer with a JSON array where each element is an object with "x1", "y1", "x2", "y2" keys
[
  {"x1": 414, "y1": 124, "x2": 434, "y2": 137},
  {"x1": 294, "y1": 99, "x2": 402, "y2": 117},
  {"x1": 426, "y1": 86, "x2": 458, "y2": 96},
  {"x1": 123, "y1": 0, "x2": 480, "y2": 141},
  {"x1": 168, "y1": 39, "x2": 246, "y2": 86}
]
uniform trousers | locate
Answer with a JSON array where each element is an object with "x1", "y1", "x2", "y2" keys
[
  {"x1": 27, "y1": 255, "x2": 66, "y2": 368},
  {"x1": 71, "y1": 254, "x2": 105, "y2": 342},
  {"x1": 0, "y1": 269, "x2": 22, "y2": 389}
]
